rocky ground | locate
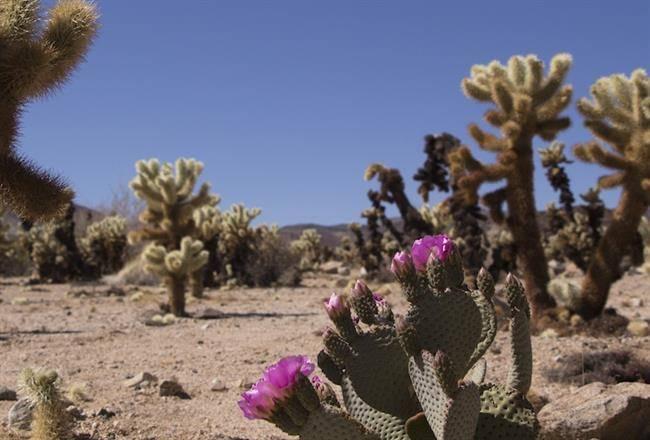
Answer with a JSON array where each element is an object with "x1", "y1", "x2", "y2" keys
[{"x1": 0, "y1": 271, "x2": 648, "y2": 440}]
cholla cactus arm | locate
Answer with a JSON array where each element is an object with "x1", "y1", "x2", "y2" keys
[
  {"x1": 321, "y1": 287, "x2": 420, "y2": 420},
  {"x1": 451, "y1": 53, "x2": 574, "y2": 319},
  {"x1": 0, "y1": 0, "x2": 98, "y2": 221},
  {"x1": 539, "y1": 141, "x2": 575, "y2": 214},
  {"x1": 574, "y1": 69, "x2": 650, "y2": 318},
  {"x1": 365, "y1": 163, "x2": 433, "y2": 239},
  {"x1": 413, "y1": 133, "x2": 460, "y2": 202},
  {"x1": 130, "y1": 158, "x2": 218, "y2": 248},
  {"x1": 18, "y1": 368, "x2": 72, "y2": 440},
  {"x1": 143, "y1": 236, "x2": 208, "y2": 316}
]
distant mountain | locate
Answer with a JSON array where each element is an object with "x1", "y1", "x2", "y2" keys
[{"x1": 278, "y1": 222, "x2": 351, "y2": 248}]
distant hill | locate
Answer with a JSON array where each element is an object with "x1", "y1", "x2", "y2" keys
[{"x1": 278, "y1": 222, "x2": 351, "y2": 248}]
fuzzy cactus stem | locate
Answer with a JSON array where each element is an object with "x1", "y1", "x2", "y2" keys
[{"x1": 575, "y1": 69, "x2": 650, "y2": 318}]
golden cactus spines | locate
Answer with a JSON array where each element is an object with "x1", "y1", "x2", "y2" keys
[
  {"x1": 574, "y1": 69, "x2": 650, "y2": 318},
  {"x1": 0, "y1": 0, "x2": 98, "y2": 220},
  {"x1": 451, "y1": 53, "x2": 574, "y2": 320}
]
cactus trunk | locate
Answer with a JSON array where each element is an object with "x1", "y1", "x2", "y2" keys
[
  {"x1": 190, "y1": 270, "x2": 203, "y2": 298},
  {"x1": 580, "y1": 182, "x2": 647, "y2": 318},
  {"x1": 168, "y1": 276, "x2": 187, "y2": 317},
  {"x1": 505, "y1": 139, "x2": 556, "y2": 318}
]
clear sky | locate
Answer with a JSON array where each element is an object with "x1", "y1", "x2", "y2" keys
[{"x1": 20, "y1": 0, "x2": 649, "y2": 225}]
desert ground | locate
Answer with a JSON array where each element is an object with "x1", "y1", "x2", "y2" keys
[{"x1": 1, "y1": 271, "x2": 649, "y2": 440}]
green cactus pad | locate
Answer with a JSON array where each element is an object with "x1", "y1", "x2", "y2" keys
[
  {"x1": 299, "y1": 404, "x2": 380, "y2": 440},
  {"x1": 341, "y1": 377, "x2": 410, "y2": 440},
  {"x1": 475, "y1": 384, "x2": 538, "y2": 440}
]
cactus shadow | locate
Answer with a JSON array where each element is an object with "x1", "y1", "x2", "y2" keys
[{"x1": 192, "y1": 308, "x2": 317, "y2": 320}]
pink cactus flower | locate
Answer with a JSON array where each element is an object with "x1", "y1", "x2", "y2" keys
[
  {"x1": 390, "y1": 251, "x2": 413, "y2": 277},
  {"x1": 324, "y1": 293, "x2": 347, "y2": 319},
  {"x1": 411, "y1": 235, "x2": 454, "y2": 271},
  {"x1": 238, "y1": 355, "x2": 315, "y2": 420}
]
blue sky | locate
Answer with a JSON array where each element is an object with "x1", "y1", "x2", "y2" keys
[{"x1": 21, "y1": 1, "x2": 649, "y2": 225}]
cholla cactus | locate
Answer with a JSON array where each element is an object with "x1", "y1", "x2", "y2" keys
[
  {"x1": 413, "y1": 133, "x2": 459, "y2": 202},
  {"x1": 539, "y1": 142, "x2": 575, "y2": 214},
  {"x1": 218, "y1": 203, "x2": 261, "y2": 284},
  {"x1": 143, "y1": 236, "x2": 208, "y2": 316},
  {"x1": 573, "y1": 69, "x2": 650, "y2": 318},
  {"x1": 0, "y1": 0, "x2": 98, "y2": 221},
  {"x1": 291, "y1": 229, "x2": 325, "y2": 271},
  {"x1": 544, "y1": 211, "x2": 595, "y2": 272},
  {"x1": 18, "y1": 368, "x2": 72, "y2": 440},
  {"x1": 450, "y1": 54, "x2": 572, "y2": 315},
  {"x1": 79, "y1": 215, "x2": 127, "y2": 276},
  {"x1": 129, "y1": 158, "x2": 218, "y2": 249},
  {"x1": 419, "y1": 203, "x2": 455, "y2": 236},
  {"x1": 28, "y1": 204, "x2": 87, "y2": 281},
  {"x1": 365, "y1": 164, "x2": 433, "y2": 240},
  {"x1": 190, "y1": 204, "x2": 222, "y2": 295},
  {"x1": 241, "y1": 235, "x2": 538, "y2": 439},
  {"x1": 450, "y1": 53, "x2": 574, "y2": 319}
]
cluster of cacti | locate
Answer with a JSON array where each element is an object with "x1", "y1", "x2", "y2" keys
[
  {"x1": 130, "y1": 158, "x2": 218, "y2": 314},
  {"x1": 573, "y1": 69, "x2": 650, "y2": 318},
  {"x1": 0, "y1": 0, "x2": 98, "y2": 221},
  {"x1": 239, "y1": 235, "x2": 538, "y2": 439},
  {"x1": 79, "y1": 215, "x2": 127, "y2": 276},
  {"x1": 544, "y1": 210, "x2": 595, "y2": 272},
  {"x1": 291, "y1": 229, "x2": 326, "y2": 271},
  {"x1": 18, "y1": 368, "x2": 72, "y2": 440},
  {"x1": 0, "y1": 208, "x2": 29, "y2": 275},
  {"x1": 26, "y1": 204, "x2": 90, "y2": 282},
  {"x1": 449, "y1": 53, "x2": 574, "y2": 319}
]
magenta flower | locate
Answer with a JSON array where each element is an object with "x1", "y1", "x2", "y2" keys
[
  {"x1": 411, "y1": 235, "x2": 454, "y2": 271},
  {"x1": 238, "y1": 355, "x2": 315, "y2": 420},
  {"x1": 391, "y1": 251, "x2": 414, "y2": 277},
  {"x1": 323, "y1": 293, "x2": 348, "y2": 319}
]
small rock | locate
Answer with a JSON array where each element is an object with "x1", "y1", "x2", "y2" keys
[
  {"x1": 539, "y1": 328, "x2": 559, "y2": 339},
  {"x1": 210, "y1": 379, "x2": 227, "y2": 392},
  {"x1": 337, "y1": 266, "x2": 351, "y2": 276},
  {"x1": 194, "y1": 308, "x2": 226, "y2": 320},
  {"x1": 538, "y1": 382, "x2": 650, "y2": 440},
  {"x1": 630, "y1": 297, "x2": 644, "y2": 307},
  {"x1": 159, "y1": 379, "x2": 190, "y2": 399},
  {"x1": 123, "y1": 372, "x2": 157, "y2": 389},
  {"x1": 7, "y1": 398, "x2": 33, "y2": 430},
  {"x1": 627, "y1": 320, "x2": 649, "y2": 337},
  {"x1": 320, "y1": 261, "x2": 342, "y2": 274},
  {"x1": 0, "y1": 386, "x2": 17, "y2": 401},
  {"x1": 95, "y1": 407, "x2": 116, "y2": 419},
  {"x1": 66, "y1": 405, "x2": 86, "y2": 420},
  {"x1": 234, "y1": 378, "x2": 254, "y2": 390}
]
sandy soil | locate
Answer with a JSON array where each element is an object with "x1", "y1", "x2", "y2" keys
[{"x1": 0, "y1": 272, "x2": 648, "y2": 440}]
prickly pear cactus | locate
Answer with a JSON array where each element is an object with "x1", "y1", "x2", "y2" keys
[
  {"x1": 143, "y1": 236, "x2": 208, "y2": 316},
  {"x1": 240, "y1": 235, "x2": 539, "y2": 439}
]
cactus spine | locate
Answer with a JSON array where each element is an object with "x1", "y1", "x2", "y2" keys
[
  {"x1": 451, "y1": 53, "x2": 573, "y2": 319},
  {"x1": 574, "y1": 69, "x2": 650, "y2": 318},
  {"x1": 0, "y1": 0, "x2": 98, "y2": 220}
]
